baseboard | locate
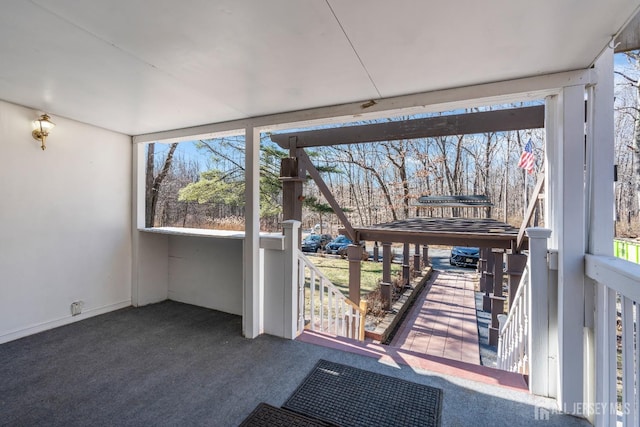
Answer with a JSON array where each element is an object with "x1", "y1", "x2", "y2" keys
[
  {"x1": 167, "y1": 292, "x2": 242, "y2": 316},
  {"x1": 0, "y1": 300, "x2": 131, "y2": 345}
]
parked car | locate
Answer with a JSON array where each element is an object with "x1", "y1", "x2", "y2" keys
[
  {"x1": 337, "y1": 241, "x2": 368, "y2": 260},
  {"x1": 449, "y1": 246, "x2": 480, "y2": 268},
  {"x1": 325, "y1": 235, "x2": 353, "y2": 254},
  {"x1": 301, "y1": 234, "x2": 332, "y2": 252}
]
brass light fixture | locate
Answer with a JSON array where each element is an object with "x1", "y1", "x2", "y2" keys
[{"x1": 32, "y1": 114, "x2": 55, "y2": 150}]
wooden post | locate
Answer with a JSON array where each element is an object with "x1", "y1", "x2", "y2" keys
[
  {"x1": 382, "y1": 243, "x2": 392, "y2": 283},
  {"x1": 413, "y1": 244, "x2": 421, "y2": 277},
  {"x1": 280, "y1": 155, "x2": 304, "y2": 222},
  {"x1": 403, "y1": 243, "x2": 410, "y2": 286},
  {"x1": 479, "y1": 247, "x2": 488, "y2": 291},
  {"x1": 526, "y1": 227, "x2": 551, "y2": 396},
  {"x1": 359, "y1": 300, "x2": 368, "y2": 341},
  {"x1": 481, "y1": 248, "x2": 494, "y2": 312},
  {"x1": 422, "y1": 245, "x2": 429, "y2": 268},
  {"x1": 489, "y1": 250, "x2": 504, "y2": 345},
  {"x1": 506, "y1": 253, "x2": 528, "y2": 307},
  {"x1": 280, "y1": 152, "x2": 305, "y2": 247},
  {"x1": 347, "y1": 244, "x2": 362, "y2": 305},
  {"x1": 381, "y1": 242, "x2": 392, "y2": 310}
]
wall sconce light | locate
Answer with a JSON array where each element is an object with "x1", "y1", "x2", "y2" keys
[{"x1": 32, "y1": 114, "x2": 55, "y2": 150}]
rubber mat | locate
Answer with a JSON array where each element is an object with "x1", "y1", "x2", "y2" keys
[
  {"x1": 283, "y1": 359, "x2": 442, "y2": 427},
  {"x1": 239, "y1": 402, "x2": 334, "y2": 427}
]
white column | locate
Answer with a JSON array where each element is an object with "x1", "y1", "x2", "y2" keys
[
  {"x1": 526, "y1": 227, "x2": 551, "y2": 396},
  {"x1": 243, "y1": 126, "x2": 261, "y2": 338},
  {"x1": 544, "y1": 96, "x2": 559, "y2": 399},
  {"x1": 544, "y1": 96, "x2": 559, "y2": 250},
  {"x1": 131, "y1": 142, "x2": 146, "y2": 306},
  {"x1": 282, "y1": 220, "x2": 300, "y2": 339},
  {"x1": 589, "y1": 47, "x2": 617, "y2": 427},
  {"x1": 551, "y1": 84, "x2": 587, "y2": 415}
]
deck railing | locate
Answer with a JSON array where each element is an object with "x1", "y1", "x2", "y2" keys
[
  {"x1": 497, "y1": 266, "x2": 529, "y2": 374},
  {"x1": 586, "y1": 254, "x2": 640, "y2": 427},
  {"x1": 297, "y1": 250, "x2": 366, "y2": 341},
  {"x1": 497, "y1": 228, "x2": 552, "y2": 397}
]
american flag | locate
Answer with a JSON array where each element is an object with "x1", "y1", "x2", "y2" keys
[{"x1": 517, "y1": 139, "x2": 535, "y2": 174}]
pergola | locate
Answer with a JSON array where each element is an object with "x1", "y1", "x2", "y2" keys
[
  {"x1": 354, "y1": 217, "x2": 519, "y2": 249},
  {"x1": 270, "y1": 105, "x2": 544, "y2": 242}
]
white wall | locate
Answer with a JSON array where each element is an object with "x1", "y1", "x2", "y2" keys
[
  {"x1": 167, "y1": 235, "x2": 243, "y2": 315},
  {"x1": 134, "y1": 231, "x2": 245, "y2": 316},
  {"x1": 0, "y1": 100, "x2": 132, "y2": 343},
  {"x1": 134, "y1": 229, "x2": 291, "y2": 332}
]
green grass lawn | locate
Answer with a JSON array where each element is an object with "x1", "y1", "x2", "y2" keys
[{"x1": 308, "y1": 255, "x2": 401, "y2": 298}]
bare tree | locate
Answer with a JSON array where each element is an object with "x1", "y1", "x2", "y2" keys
[{"x1": 145, "y1": 142, "x2": 179, "y2": 227}]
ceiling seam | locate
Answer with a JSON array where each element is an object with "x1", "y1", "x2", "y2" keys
[
  {"x1": 325, "y1": 0, "x2": 382, "y2": 99},
  {"x1": 29, "y1": 0, "x2": 160, "y2": 72},
  {"x1": 27, "y1": 0, "x2": 247, "y2": 120}
]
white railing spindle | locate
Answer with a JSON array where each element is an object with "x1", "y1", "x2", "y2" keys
[
  {"x1": 296, "y1": 250, "x2": 365, "y2": 341},
  {"x1": 586, "y1": 254, "x2": 640, "y2": 426},
  {"x1": 498, "y1": 266, "x2": 529, "y2": 374},
  {"x1": 298, "y1": 258, "x2": 304, "y2": 332},
  {"x1": 622, "y1": 297, "x2": 634, "y2": 427}
]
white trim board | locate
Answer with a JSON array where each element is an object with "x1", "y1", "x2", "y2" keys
[
  {"x1": 0, "y1": 300, "x2": 131, "y2": 345},
  {"x1": 133, "y1": 69, "x2": 595, "y2": 144}
]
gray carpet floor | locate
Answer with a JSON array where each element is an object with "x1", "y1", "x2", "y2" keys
[{"x1": 0, "y1": 301, "x2": 590, "y2": 427}]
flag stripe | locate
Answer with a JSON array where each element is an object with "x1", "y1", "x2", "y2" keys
[{"x1": 517, "y1": 140, "x2": 535, "y2": 174}]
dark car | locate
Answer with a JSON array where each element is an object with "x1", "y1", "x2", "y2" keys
[
  {"x1": 337, "y1": 240, "x2": 368, "y2": 259},
  {"x1": 449, "y1": 246, "x2": 480, "y2": 268},
  {"x1": 301, "y1": 234, "x2": 332, "y2": 252},
  {"x1": 325, "y1": 235, "x2": 353, "y2": 254}
]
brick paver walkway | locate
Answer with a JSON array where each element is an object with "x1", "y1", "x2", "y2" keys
[{"x1": 390, "y1": 270, "x2": 480, "y2": 365}]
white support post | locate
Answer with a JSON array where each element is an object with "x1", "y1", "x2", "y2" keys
[
  {"x1": 544, "y1": 96, "x2": 560, "y2": 399},
  {"x1": 131, "y1": 142, "x2": 145, "y2": 306},
  {"x1": 588, "y1": 47, "x2": 616, "y2": 427},
  {"x1": 549, "y1": 84, "x2": 586, "y2": 415},
  {"x1": 526, "y1": 227, "x2": 551, "y2": 397},
  {"x1": 282, "y1": 220, "x2": 301, "y2": 339},
  {"x1": 243, "y1": 126, "x2": 261, "y2": 338}
]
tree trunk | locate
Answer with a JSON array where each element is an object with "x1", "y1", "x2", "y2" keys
[{"x1": 145, "y1": 142, "x2": 179, "y2": 227}]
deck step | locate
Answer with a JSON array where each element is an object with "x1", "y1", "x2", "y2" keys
[{"x1": 297, "y1": 329, "x2": 529, "y2": 392}]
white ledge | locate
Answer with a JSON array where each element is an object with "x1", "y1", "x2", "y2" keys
[
  {"x1": 139, "y1": 227, "x2": 285, "y2": 250},
  {"x1": 140, "y1": 226, "x2": 247, "y2": 239}
]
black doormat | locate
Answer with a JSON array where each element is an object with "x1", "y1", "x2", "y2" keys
[
  {"x1": 283, "y1": 359, "x2": 443, "y2": 427},
  {"x1": 239, "y1": 403, "x2": 335, "y2": 427}
]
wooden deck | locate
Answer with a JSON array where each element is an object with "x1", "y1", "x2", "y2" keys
[
  {"x1": 296, "y1": 268, "x2": 525, "y2": 391},
  {"x1": 390, "y1": 270, "x2": 480, "y2": 365}
]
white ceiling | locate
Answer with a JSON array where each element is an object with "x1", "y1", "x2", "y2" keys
[{"x1": 0, "y1": 0, "x2": 637, "y2": 136}]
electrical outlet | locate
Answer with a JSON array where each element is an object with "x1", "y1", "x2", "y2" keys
[{"x1": 71, "y1": 301, "x2": 84, "y2": 316}]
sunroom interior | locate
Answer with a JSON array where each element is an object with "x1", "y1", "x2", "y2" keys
[{"x1": 2, "y1": 1, "x2": 640, "y2": 425}]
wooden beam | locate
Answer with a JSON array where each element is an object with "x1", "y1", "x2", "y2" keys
[
  {"x1": 271, "y1": 106, "x2": 544, "y2": 149},
  {"x1": 298, "y1": 150, "x2": 356, "y2": 241},
  {"x1": 353, "y1": 228, "x2": 515, "y2": 249}
]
